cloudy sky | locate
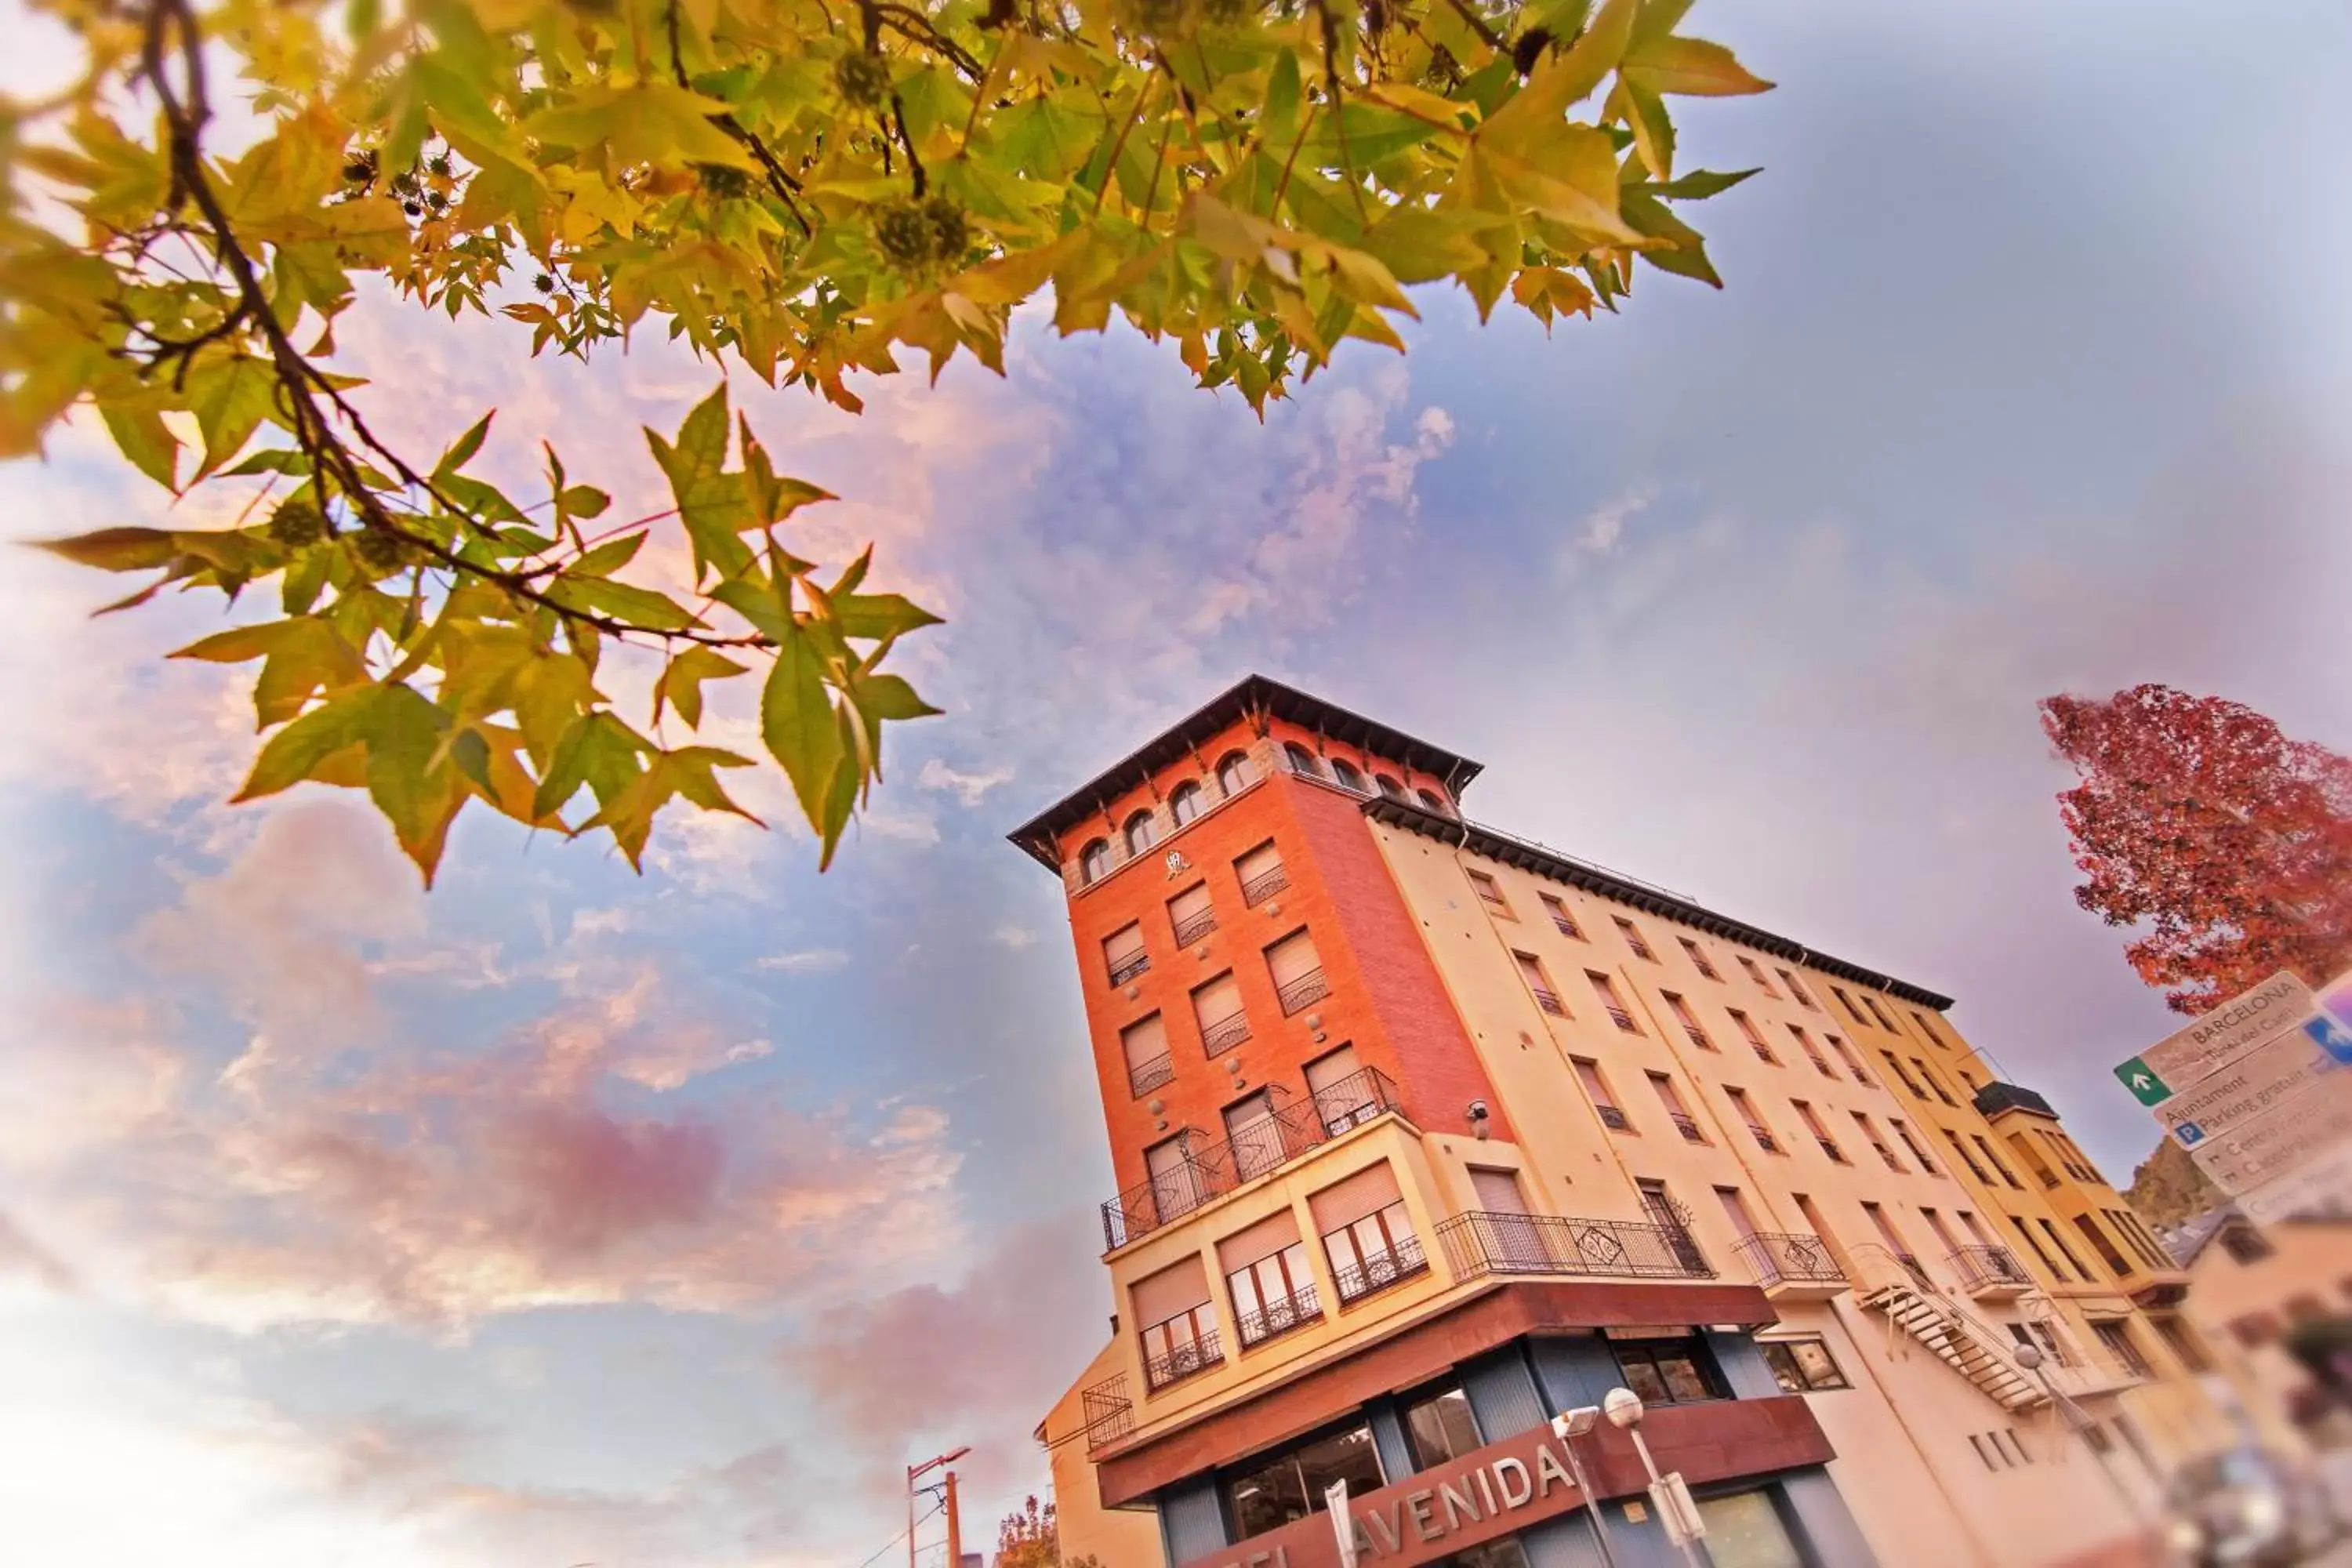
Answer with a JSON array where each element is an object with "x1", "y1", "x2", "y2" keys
[{"x1": 3, "y1": 1, "x2": 2349, "y2": 1563}]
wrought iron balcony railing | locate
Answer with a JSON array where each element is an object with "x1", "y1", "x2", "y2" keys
[
  {"x1": 1751, "y1": 1044, "x2": 1775, "y2": 1062},
  {"x1": 1733, "y1": 1231, "x2": 1846, "y2": 1289},
  {"x1": 1108, "y1": 949, "x2": 1150, "y2": 986},
  {"x1": 1682, "y1": 1025, "x2": 1713, "y2": 1051},
  {"x1": 1127, "y1": 1051, "x2": 1174, "y2": 1098},
  {"x1": 1595, "y1": 1104, "x2": 1630, "y2": 1131},
  {"x1": 1530, "y1": 986, "x2": 1566, "y2": 1016},
  {"x1": 1604, "y1": 1005, "x2": 1639, "y2": 1033},
  {"x1": 1949, "y1": 1244, "x2": 2033, "y2": 1293},
  {"x1": 1173, "y1": 907, "x2": 1218, "y2": 946},
  {"x1": 1079, "y1": 1374, "x2": 1133, "y2": 1454},
  {"x1": 1241, "y1": 864, "x2": 1289, "y2": 906},
  {"x1": 1100, "y1": 1069, "x2": 1403, "y2": 1248},
  {"x1": 1276, "y1": 967, "x2": 1330, "y2": 1015},
  {"x1": 1199, "y1": 1011, "x2": 1250, "y2": 1056},
  {"x1": 1235, "y1": 1286, "x2": 1323, "y2": 1348},
  {"x1": 1815, "y1": 1137, "x2": 1846, "y2": 1163},
  {"x1": 1747, "y1": 1127, "x2": 1782, "y2": 1154},
  {"x1": 1670, "y1": 1112, "x2": 1705, "y2": 1144},
  {"x1": 1551, "y1": 916, "x2": 1581, "y2": 938},
  {"x1": 1144, "y1": 1330, "x2": 1224, "y2": 1390},
  {"x1": 1437, "y1": 1212, "x2": 1715, "y2": 1283},
  {"x1": 1332, "y1": 1236, "x2": 1428, "y2": 1304}
]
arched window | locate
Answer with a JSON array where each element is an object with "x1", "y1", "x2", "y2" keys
[
  {"x1": 1171, "y1": 781, "x2": 1205, "y2": 826},
  {"x1": 1215, "y1": 750, "x2": 1255, "y2": 797},
  {"x1": 1125, "y1": 811, "x2": 1157, "y2": 856},
  {"x1": 1330, "y1": 759, "x2": 1367, "y2": 793},
  {"x1": 1374, "y1": 774, "x2": 1405, "y2": 800},
  {"x1": 1283, "y1": 742, "x2": 1320, "y2": 777},
  {"x1": 1079, "y1": 839, "x2": 1111, "y2": 884},
  {"x1": 1416, "y1": 788, "x2": 1451, "y2": 817}
]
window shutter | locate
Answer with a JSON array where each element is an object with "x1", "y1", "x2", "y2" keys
[
  {"x1": 1305, "y1": 1046, "x2": 1362, "y2": 1098},
  {"x1": 1131, "y1": 1254, "x2": 1212, "y2": 1327},
  {"x1": 1469, "y1": 1167, "x2": 1528, "y2": 1214},
  {"x1": 1190, "y1": 972, "x2": 1242, "y2": 1029},
  {"x1": 1120, "y1": 1014, "x2": 1168, "y2": 1073},
  {"x1": 1236, "y1": 841, "x2": 1283, "y2": 883},
  {"x1": 1105, "y1": 922, "x2": 1145, "y2": 964},
  {"x1": 1265, "y1": 930, "x2": 1320, "y2": 987},
  {"x1": 1215, "y1": 1210, "x2": 1304, "y2": 1274},
  {"x1": 1308, "y1": 1162, "x2": 1404, "y2": 1234}
]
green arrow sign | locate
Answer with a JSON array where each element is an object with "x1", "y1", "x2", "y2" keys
[{"x1": 2114, "y1": 1055, "x2": 2172, "y2": 1106}]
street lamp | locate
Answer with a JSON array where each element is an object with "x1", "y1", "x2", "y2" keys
[
  {"x1": 1550, "y1": 1406, "x2": 1622, "y2": 1568},
  {"x1": 1603, "y1": 1388, "x2": 1708, "y2": 1568}
]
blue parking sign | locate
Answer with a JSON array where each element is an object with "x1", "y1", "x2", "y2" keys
[
  {"x1": 2175, "y1": 1120, "x2": 2207, "y2": 1146},
  {"x1": 2305, "y1": 1015, "x2": 2352, "y2": 1065}
]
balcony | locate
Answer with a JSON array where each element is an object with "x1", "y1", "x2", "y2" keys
[
  {"x1": 1950, "y1": 1244, "x2": 2034, "y2": 1300},
  {"x1": 1733, "y1": 1232, "x2": 1849, "y2": 1301},
  {"x1": 1241, "y1": 864, "x2": 1289, "y2": 906},
  {"x1": 1670, "y1": 1112, "x2": 1705, "y2": 1144},
  {"x1": 1199, "y1": 1011, "x2": 1250, "y2": 1057},
  {"x1": 1099, "y1": 1069, "x2": 1404, "y2": 1249},
  {"x1": 1080, "y1": 1374, "x2": 1134, "y2": 1454},
  {"x1": 1173, "y1": 908, "x2": 1218, "y2": 946},
  {"x1": 1332, "y1": 1236, "x2": 1429, "y2": 1305},
  {"x1": 1682, "y1": 1025, "x2": 1713, "y2": 1051},
  {"x1": 1748, "y1": 1127, "x2": 1783, "y2": 1154},
  {"x1": 1276, "y1": 967, "x2": 1330, "y2": 1016},
  {"x1": 1605, "y1": 1006, "x2": 1638, "y2": 1033},
  {"x1": 1108, "y1": 949, "x2": 1150, "y2": 986},
  {"x1": 1815, "y1": 1137, "x2": 1846, "y2": 1163},
  {"x1": 1751, "y1": 1044, "x2": 1775, "y2": 1063},
  {"x1": 1530, "y1": 986, "x2": 1566, "y2": 1016},
  {"x1": 1144, "y1": 1329, "x2": 1224, "y2": 1390},
  {"x1": 1436, "y1": 1212, "x2": 1715, "y2": 1283},
  {"x1": 1551, "y1": 916, "x2": 1580, "y2": 938},
  {"x1": 1236, "y1": 1286, "x2": 1323, "y2": 1348},
  {"x1": 1595, "y1": 1104, "x2": 1630, "y2": 1132},
  {"x1": 1128, "y1": 1051, "x2": 1174, "y2": 1098}
]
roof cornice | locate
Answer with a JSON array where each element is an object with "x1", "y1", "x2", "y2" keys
[
  {"x1": 1365, "y1": 797, "x2": 1958, "y2": 1011},
  {"x1": 1006, "y1": 673, "x2": 1483, "y2": 868}
]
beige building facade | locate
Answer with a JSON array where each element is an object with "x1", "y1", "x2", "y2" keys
[{"x1": 1018, "y1": 678, "x2": 2229, "y2": 1568}]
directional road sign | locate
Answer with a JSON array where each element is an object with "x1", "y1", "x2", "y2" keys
[
  {"x1": 2185, "y1": 1066, "x2": 2352, "y2": 1191},
  {"x1": 2154, "y1": 1026, "x2": 2344, "y2": 1148},
  {"x1": 2121, "y1": 971, "x2": 2313, "y2": 1094}
]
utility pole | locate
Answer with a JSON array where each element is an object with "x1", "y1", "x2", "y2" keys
[{"x1": 907, "y1": 1448, "x2": 971, "y2": 1568}]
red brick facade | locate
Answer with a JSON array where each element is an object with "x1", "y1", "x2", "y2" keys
[{"x1": 1048, "y1": 715, "x2": 1504, "y2": 1204}]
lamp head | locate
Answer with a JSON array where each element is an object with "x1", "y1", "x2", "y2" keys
[
  {"x1": 1602, "y1": 1388, "x2": 1645, "y2": 1429},
  {"x1": 2014, "y1": 1342, "x2": 2045, "y2": 1371},
  {"x1": 1552, "y1": 1406, "x2": 1600, "y2": 1439}
]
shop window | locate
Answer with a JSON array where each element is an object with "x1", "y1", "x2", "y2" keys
[
  {"x1": 1761, "y1": 1336, "x2": 1851, "y2": 1393},
  {"x1": 1401, "y1": 1381, "x2": 1483, "y2": 1470},
  {"x1": 1222, "y1": 1421, "x2": 1385, "y2": 1541},
  {"x1": 1691, "y1": 1491, "x2": 1805, "y2": 1568},
  {"x1": 1612, "y1": 1335, "x2": 1724, "y2": 1406}
]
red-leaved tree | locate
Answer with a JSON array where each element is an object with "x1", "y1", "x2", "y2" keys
[{"x1": 2040, "y1": 684, "x2": 2352, "y2": 1014}]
